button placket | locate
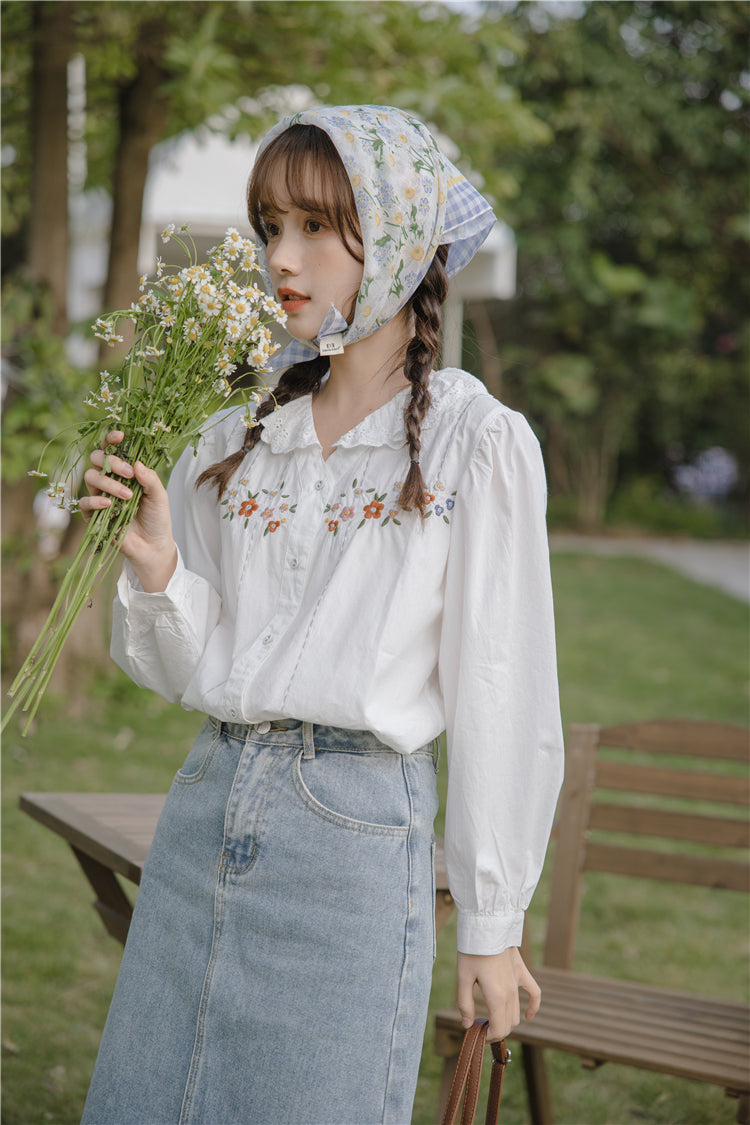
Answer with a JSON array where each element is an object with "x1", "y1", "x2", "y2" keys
[{"x1": 233, "y1": 453, "x2": 332, "y2": 713}]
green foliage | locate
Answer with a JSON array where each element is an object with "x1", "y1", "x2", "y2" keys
[
  {"x1": 605, "y1": 476, "x2": 746, "y2": 538},
  {"x1": 1, "y1": 276, "x2": 94, "y2": 482},
  {"x1": 1, "y1": 0, "x2": 546, "y2": 248},
  {"x1": 492, "y1": 0, "x2": 750, "y2": 527},
  {"x1": 0, "y1": 2, "x2": 31, "y2": 239}
]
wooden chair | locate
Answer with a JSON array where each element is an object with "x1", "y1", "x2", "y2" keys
[{"x1": 434, "y1": 719, "x2": 750, "y2": 1124}]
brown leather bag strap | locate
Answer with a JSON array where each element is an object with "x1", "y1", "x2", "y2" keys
[
  {"x1": 441, "y1": 1019, "x2": 486, "y2": 1125},
  {"x1": 485, "y1": 1038, "x2": 511, "y2": 1125},
  {"x1": 440, "y1": 1019, "x2": 511, "y2": 1125}
]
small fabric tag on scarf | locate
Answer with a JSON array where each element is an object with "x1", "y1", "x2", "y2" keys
[{"x1": 319, "y1": 333, "x2": 345, "y2": 356}]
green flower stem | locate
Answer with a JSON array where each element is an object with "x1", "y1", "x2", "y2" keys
[{"x1": 3, "y1": 484, "x2": 142, "y2": 735}]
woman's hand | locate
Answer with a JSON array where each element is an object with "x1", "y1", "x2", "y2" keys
[
  {"x1": 457, "y1": 947, "x2": 541, "y2": 1041},
  {"x1": 80, "y1": 430, "x2": 177, "y2": 593}
]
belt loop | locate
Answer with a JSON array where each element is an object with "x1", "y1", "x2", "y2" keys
[{"x1": 302, "y1": 721, "x2": 316, "y2": 760}]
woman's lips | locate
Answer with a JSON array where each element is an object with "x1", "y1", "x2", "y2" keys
[{"x1": 278, "y1": 288, "x2": 311, "y2": 312}]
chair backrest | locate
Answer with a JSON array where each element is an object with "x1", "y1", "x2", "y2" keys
[{"x1": 544, "y1": 719, "x2": 750, "y2": 970}]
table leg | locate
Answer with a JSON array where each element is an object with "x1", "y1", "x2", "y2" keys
[{"x1": 70, "y1": 845, "x2": 133, "y2": 945}]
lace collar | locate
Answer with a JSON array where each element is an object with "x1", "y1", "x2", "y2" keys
[{"x1": 259, "y1": 368, "x2": 487, "y2": 456}]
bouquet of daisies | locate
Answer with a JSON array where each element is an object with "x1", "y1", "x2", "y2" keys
[{"x1": 4, "y1": 225, "x2": 286, "y2": 733}]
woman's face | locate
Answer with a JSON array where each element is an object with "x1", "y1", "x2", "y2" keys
[{"x1": 263, "y1": 167, "x2": 364, "y2": 342}]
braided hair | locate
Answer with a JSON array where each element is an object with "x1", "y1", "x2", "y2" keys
[
  {"x1": 195, "y1": 355, "x2": 329, "y2": 495},
  {"x1": 398, "y1": 244, "x2": 449, "y2": 515}
]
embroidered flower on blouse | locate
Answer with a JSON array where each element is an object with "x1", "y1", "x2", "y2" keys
[
  {"x1": 422, "y1": 485, "x2": 457, "y2": 524},
  {"x1": 225, "y1": 474, "x2": 455, "y2": 540},
  {"x1": 363, "y1": 499, "x2": 385, "y2": 521},
  {"x1": 222, "y1": 481, "x2": 297, "y2": 529},
  {"x1": 321, "y1": 476, "x2": 456, "y2": 534}
]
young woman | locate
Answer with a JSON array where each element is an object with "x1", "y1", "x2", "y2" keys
[{"x1": 80, "y1": 105, "x2": 563, "y2": 1125}]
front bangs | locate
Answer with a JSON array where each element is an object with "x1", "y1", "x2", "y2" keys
[{"x1": 248, "y1": 126, "x2": 363, "y2": 260}]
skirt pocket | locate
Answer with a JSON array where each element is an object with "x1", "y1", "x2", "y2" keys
[
  {"x1": 174, "y1": 719, "x2": 221, "y2": 786},
  {"x1": 291, "y1": 747, "x2": 411, "y2": 836}
]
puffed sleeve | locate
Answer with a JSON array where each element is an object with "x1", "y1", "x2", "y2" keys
[
  {"x1": 110, "y1": 430, "x2": 224, "y2": 703},
  {"x1": 438, "y1": 407, "x2": 564, "y2": 955}
]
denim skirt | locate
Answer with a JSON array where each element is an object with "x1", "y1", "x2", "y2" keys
[{"x1": 82, "y1": 718, "x2": 440, "y2": 1125}]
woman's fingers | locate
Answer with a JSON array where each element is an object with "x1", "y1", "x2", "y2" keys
[
  {"x1": 131, "y1": 460, "x2": 164, "y2": 495},
  {"x1": 79, "y1": 492, "x2": 111, "y2": 520},
  {"x1": 80, "y1": 434, "x2": 134, "y2": 521},
  {"x1": 486, "y1": 986, "x2": 521, "y2": 1042},
  {"x1": 456, "y1": 958, "x2": 477, "y2": 1030},
  {"x1": 518, "y1": 961, "x2": 542, "y2": 1020},
  {"x1": 84, "y1": 433, "x2": 135, "y2": 506},
  {"x1": 88, "y1": 448, "x2": 135, "y2": 480},
  {"x1": 83, "y1": 465, "x2": 134, "y2": 500}
]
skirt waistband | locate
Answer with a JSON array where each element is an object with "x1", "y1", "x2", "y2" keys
[{"x1": 209, "y1": 717, "x2": 406, "y2": 754}]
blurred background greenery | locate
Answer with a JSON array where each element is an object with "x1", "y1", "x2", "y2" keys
[{"x1": 2, "y1": 2, "x2": 748, "y2": 1123}]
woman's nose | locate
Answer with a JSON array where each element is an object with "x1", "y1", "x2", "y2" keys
[{"x1": 268, "y1": 232, "x2": 300, "y2": 276}]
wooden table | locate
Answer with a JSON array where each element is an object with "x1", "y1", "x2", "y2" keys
[{"x1": 20, "y1": 792, "x2": 456, "y2": 945}]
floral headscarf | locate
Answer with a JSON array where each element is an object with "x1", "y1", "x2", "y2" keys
[{"x1": 253, "y1": 104, "x2": 496, "y2": 369}]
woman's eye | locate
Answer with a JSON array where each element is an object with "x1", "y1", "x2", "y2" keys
[
  {"x1": 306, "y1": 219, "x2": 324, "y2": 234},
  {"x1": 265, "y1": 221, "x2": 280, "y2": 238}
]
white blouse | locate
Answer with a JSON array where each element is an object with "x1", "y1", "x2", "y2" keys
[{"x1": 112, "y1": 367, "x2": 564, "y2": 955}]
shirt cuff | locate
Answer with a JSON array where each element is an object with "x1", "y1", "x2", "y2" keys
[
  {"x1": 117, "y1": 549, "x2": 190, "y2": 617},
  {"x1": 456, "y1": 908, "x2": 525, "y2": 955}
]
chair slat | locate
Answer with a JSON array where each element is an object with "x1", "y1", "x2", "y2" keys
[
  {"x1": 584, "y1": 841, "x2": 750, "y2": 891},
  {"x1": 595, "y1": 760, "x2": 750, "y2": 805},
  {"x1": 534, "y1": 968, "x2": 750, "y2": 1020},
  {"x1": 588, "y1": 802, "x2": 750, "y2": 847},
  {"x1": 597, "y1": 719, "x2": 750, "y2": 761}
]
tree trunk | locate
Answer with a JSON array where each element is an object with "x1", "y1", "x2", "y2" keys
[
  {"x1": 545, "y1": 409, "x2": 624, "y2": 531},
  {"x1": 29, "y1": 0, "x2": 74, "y2": 334},
  {"x1": 102, "y1": 21, "x2": 170, "y2": 323}
]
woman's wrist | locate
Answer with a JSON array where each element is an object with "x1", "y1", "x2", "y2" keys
[{"x1": 131, "y1": 542, "x2": 178, "y2": 593}]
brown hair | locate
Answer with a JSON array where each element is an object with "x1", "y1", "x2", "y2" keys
[
  {"x1": 197, "y1": 125, "x2": 449, "y2": 514},
  {"x1": 247, "y1": 124, "x2": 364, "y2": 265}
]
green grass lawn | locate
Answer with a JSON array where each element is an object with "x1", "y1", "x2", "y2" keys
[{"x1": 2, "y1": 553, "x2": 748, "y2": 1124}]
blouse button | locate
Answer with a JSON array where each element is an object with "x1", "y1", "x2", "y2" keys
[
  {"x1": 314, "y1": 479, "x2": 324, "y2": 491},
  {"x1": 289, "y1": 557, "x2": 299, "y2": 569},
  {"x1": 229, "y1": 708, "x2": 238, "y2": 718},
  {"x1": 262, "y1": 633, "x2": 273, "y2": 646}
]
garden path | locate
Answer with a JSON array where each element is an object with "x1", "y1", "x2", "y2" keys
[{"x1": 550, "y1": 534, "x2": 749, "y2": 604}]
